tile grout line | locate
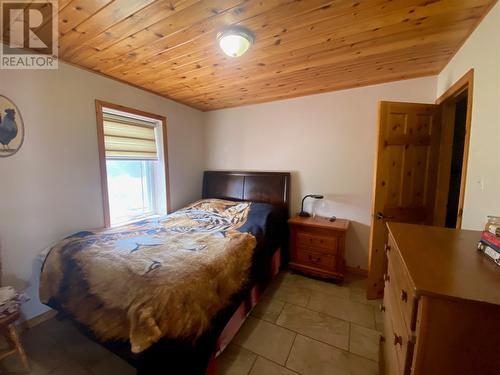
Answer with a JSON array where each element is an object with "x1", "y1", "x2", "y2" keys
[
  {"x1": 239, "y1": 330, "x2": 378, "y2": 369},
  {"x1": 237, "y1": 338, "x2": 301, "y2": 373},
  {"x1": 283, "y1": 332, "x2": 298, "y2": 371},
  {"x1": 245, "y1": 354, "x2": 259, "y2": 375},
  {"x1": 348, "y1": 322, "x2": 352, "y2": 353},
  {"x1": 252, "y1": 303, "x2": 380, "y2": 363},
  {"x1": 255, "y1": 314, "x2": 378, "y2": 364},
  {"x1": 271, "y1": 295, "x2": 377, "y2": 330},
  {"x1": 271, "y1": 300, "x2": 287, "y2": 324},
  {"x1": 273, "y1": 309, "x2": 350, "y2": 353},
  {"x1": 270, "y1": 272, "x2": 378, "y2": 306}
]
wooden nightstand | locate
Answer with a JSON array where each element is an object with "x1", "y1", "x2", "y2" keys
[{"x1": 288, "y1": 216, "x2": 349, "y2": 281}]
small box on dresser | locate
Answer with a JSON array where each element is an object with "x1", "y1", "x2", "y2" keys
[{"x1": 288, "y1": 216, "x2": 349, "y2": 281}]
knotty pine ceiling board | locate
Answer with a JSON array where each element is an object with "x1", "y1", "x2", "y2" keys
[{"x1": 57, "y1": 0, "x2": 497, "y2": 110}]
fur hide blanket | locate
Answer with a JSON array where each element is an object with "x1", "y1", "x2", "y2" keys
[{"x1": 40, "y1": 199, "x2": 257, "y2": 353}]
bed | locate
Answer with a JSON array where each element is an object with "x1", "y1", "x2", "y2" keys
[{"x1": 39, "y1": 170, "x2": 290, "y2": 374}]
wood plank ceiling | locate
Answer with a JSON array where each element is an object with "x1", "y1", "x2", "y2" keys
[{"x1": 56, "y1": 0, "x2": 496, "y2": 111}]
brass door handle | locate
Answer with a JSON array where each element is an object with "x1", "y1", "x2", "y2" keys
[
  {"x1": 384, "y1": 244, "x2": 391, "y2": 253},
  {"x1": 383, "y1": 273, "x2": 390, "y2": 283},
  {"x1": 379, "y1": 305, "x2": 385, "y2": 312},
  {"x1": 376, "y1": 212, "x2": 395, "y2": 220}
]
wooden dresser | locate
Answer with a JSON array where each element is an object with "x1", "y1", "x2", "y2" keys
[
  {"x1": 381, "y1": 223, "x2": 500, "y2": 375},
  {"x1": 288, "y1": 216, "x2": 349, "y2": 281}
]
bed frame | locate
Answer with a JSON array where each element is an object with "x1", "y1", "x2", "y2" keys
[{"x1": 202, "y1": 171, "x2": 291, "y2": 375}]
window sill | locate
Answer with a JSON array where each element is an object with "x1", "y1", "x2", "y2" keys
[{"x1": 110, "y1": 213, "x2": 163, "y2": 228}]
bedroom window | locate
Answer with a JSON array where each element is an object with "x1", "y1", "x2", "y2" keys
[{"x1": 95, "y1": 101, "x2": 170, "y2": 227}]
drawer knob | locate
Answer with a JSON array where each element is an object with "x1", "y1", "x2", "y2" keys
[
  {"x1": 384, "y1": 244, "x2": 391, "y2": 253},
  {"x1": 309, "y1": 255, "x2": 320, "y2": 263},
  {"x1": 380, "y1": 335, "x2": 386, "y2": 344},
  {"x1": 400, "y1": 290, "x2": 408, "y2": 303},
  {"x1": 393, "y1": 333, "x2": 403, "y2": 346},
  {"x1": 379, "y1": 304, "x2": 386, "y2": 312},
  {"x1": 383, "y1": 273, "x2": 390, "y2": 283}
]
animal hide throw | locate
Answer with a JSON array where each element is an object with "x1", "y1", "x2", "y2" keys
[{"x1": 39, "y1": 199, "x2": 257, "y2": 353}]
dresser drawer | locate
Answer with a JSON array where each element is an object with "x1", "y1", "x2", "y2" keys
[
  {"x1": 383, "y1": 280, "x2": 415, "y2": 375},
  {"x1": 386, "y1": 234, "x2": 418, "y2": 331},
  {"x1": 297, "y1": 231, "x2": 338, "y2": 253},
  {"x1": 382, "y1": 292, "x2": 403, "y2": 375},
  {"x1": 295, "y1": 247, "x2": 336, "y2": 271}
]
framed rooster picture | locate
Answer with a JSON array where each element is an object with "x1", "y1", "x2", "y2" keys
[{"x1": 0, "y1": 95, "x2": 24, "y2": 157}]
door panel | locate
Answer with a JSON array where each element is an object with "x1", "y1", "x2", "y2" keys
[{"x1": 367, "y1": 102, "x2": 441, "y2": 299}]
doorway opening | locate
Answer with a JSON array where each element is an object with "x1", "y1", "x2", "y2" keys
[
  {"x1": 433, "y1": 70, "x2": 474, "y2": 229},
  {"x1": 445, "y1": 93, "x2": 467, "y2": 227}
]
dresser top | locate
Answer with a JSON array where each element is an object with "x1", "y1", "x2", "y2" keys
[
  {"x1": 288, "y1": 216, "x2": 350, "y2": 231},
  {"x1": 387, "y1": 223, "x2": 500, "y2": 306}
]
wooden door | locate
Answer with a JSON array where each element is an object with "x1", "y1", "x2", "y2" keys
[{"x1": 367, "y1": 102, "x2": 441, "y2": 299}]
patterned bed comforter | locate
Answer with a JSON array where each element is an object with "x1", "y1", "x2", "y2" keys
[{"x1": 39, "y1": 199, "x2": 257, "y2": 353}]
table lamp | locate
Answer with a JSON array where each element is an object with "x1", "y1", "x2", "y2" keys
[{"x1": 299, "y1": 194, "x2": 324, "y2": 217}]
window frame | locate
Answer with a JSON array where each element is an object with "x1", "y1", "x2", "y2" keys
[{"x1": 95, "y1": 100, "x2": 171, "y2": 228}]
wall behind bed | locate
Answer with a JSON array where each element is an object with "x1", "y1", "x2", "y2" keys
[
  {"x1": 203, "y1": 76, "x2": 437, "y2": 271},
  {"x1": 0, "y1": 62, "x2": 204, "y2": 319}
]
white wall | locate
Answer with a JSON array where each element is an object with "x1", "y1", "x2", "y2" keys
[
  {"x1": 203, "y1": 76, "x2": 437, "y2": 270},
  {"x1": 437, "y1": 2, "x2": 500, "y2": 230},
  {"x1": 0, "y1": 62, "x2": 204, "y2": 319}
]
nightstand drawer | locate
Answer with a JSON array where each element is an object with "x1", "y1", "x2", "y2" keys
[
  {"x1": 296, "y1": 247, "x2": 336, "y2": 270},
  {"x1": 297, "y1": 231, "x2": 338, "y2": 253}
]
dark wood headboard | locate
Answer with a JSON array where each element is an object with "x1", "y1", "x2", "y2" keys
[{"x1": 202, "y1": 171, "x2": 291, "y2": 212}]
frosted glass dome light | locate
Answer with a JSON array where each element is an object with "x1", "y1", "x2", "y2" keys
[{"x1": 217, "y1": 27, "x2": 254, "y2": 57}]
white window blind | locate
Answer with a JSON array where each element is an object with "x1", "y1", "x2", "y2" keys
[{"x1": 103, "y1": 113, "x2": 158, "y2": 160}]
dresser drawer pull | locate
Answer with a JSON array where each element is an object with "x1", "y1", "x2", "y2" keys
[
  {"x1": 383, "y1": 273, "x2": 390, "y2": 283},
  {"x1": 308, "y1": 255, "x2": 321, "y2": 263},
  {"x1": 393, "y1": 333, "x2": 403, "y2": 346},
  {"x1": 400, "y1": 289, "x2": 408, "y2": 303},
  {"x1": 380, "y1": 335, "x2": 386, "y2": 344},
  {"x1": 379, "y1": 304, "x2": 386, "y2": 312},
  {"x1": 384, "y1": 244, "x2": 391, "y2": 253}
]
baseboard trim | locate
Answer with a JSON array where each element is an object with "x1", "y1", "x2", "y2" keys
[
  {"x1": 23, "y1": 309, "x2": 57, "y2": 330},
  {"x1": 346, "y1": 266, "x2": 368, "y2": 277}
]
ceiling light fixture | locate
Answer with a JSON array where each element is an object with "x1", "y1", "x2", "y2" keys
[{"x1": 217, "y1": 27, "x2": 255, "y2": 57}]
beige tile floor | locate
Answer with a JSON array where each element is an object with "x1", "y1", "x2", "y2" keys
[
  {"x1": 219, "y1": 272, "x2": 382, "y2": 375},
  {"x1": 0, "y1": 272, "x2": 382, "y2": 375}
]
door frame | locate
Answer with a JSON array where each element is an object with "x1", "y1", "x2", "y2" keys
[{"x1": 434, "y1": 69, "x2": 474, "y2": 228}]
